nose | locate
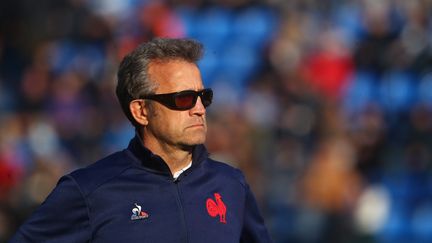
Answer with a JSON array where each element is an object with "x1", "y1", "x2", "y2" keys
[{"x1": 190, "y1": 96, "x2": 206, "y2": 116}]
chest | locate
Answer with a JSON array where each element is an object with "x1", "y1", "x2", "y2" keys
[{"x1": 86, "y1": 173, "x2": 245, "y2": 243}]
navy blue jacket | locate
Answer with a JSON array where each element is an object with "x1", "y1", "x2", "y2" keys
[{"x1": 11, "y1": 136, "x2": 272, "y2": 242}]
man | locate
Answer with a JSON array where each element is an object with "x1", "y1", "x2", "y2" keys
[{"x1": 11, "y1": 38, "x2": 272, "y2": 242}]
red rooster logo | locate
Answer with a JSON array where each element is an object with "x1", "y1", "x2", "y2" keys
[{"x1": 206, "y1": 193, "x2": 227, "y2": 223}]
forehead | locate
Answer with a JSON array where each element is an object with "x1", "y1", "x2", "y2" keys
[{"x1": 148, "y1": 59, "x2": 203, "y2": 92}]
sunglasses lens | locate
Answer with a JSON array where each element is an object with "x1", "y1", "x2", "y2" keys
[
  {"x1": 175, "y1": 93, "x2": 195, "y2": 109},
  {"x1": 201, "y1": 89, "x2": 213, "y2": 107}
]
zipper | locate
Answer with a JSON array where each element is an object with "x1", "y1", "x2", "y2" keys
[{"x1": 173, "y1": 179, "x2": 189, "y2": 243}]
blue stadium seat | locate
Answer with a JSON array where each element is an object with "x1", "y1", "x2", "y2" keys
[
  {"x1": 377, "y1": 202, "x2": 411, "y2": 243},
  {"x1": 332, "y1": 4, "x2": 363, "y2": 46},
  {"x1": 411, "y1": 202, "x2": 432, "y2": 242},
  {"x1": 417, "y1": 73, "x2": 432, "y2": 109},
  {"x1": 198, "y1": 50, "x2": 219, "y2": 87},
  {"x1": 342, "y1": 71, "x2": 377, "y2": 114},
  {"x1": 175, "y1": 7, "x2": 197, "y2": 37},
  {"x1": 189, "y1": 7, "x2": 232, "y2": 49},
  {"x1": 218, "y1": 41, "x2": 260, "y2": 90},
  {"x1": 379, "y1": 71, "x2": 416, "y2": 113},
  {"x1": 231, "y1": 7, "x2": 278, "y2": 48}
]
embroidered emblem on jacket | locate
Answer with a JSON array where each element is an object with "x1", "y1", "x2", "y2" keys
[
  {"x1": 206, "y1": 193, "x2": 227, "y2": 223},
  {"x1": 131, "y1": 203, "x2": 149, "y2": 220}
]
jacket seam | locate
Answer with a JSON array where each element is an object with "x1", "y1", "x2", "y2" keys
[
  {"x1": 66, "y1": 174, "x2": 93, "y2": 241},
  {"x1": 81, "y1": 164, "x2": 135, "y2": 198},
  {"x1": 207, "y1": 159, "x2": 248, "y2": 190}
]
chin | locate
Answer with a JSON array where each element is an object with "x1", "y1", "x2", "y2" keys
[{"x1": 181, "y1": 136, "x2": 206, "y2": 147}]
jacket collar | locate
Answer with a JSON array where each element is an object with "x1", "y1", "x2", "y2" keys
[{"x1": 126, "y1": 134, "x2": 209, "y2": 176}]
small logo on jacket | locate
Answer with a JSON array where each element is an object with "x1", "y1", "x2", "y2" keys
[
  {"x1": 131, "y1": 203, "x2": 149, "y2": 220},
  {"x1": 206, "y1": 193, "x2": 227, "y2": 224}
]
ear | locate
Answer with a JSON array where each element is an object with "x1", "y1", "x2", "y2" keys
[{"x1": 129, "y1": 100, "x2": 149, "y2": 126}]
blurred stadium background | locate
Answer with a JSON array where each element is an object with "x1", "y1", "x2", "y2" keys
[{"x1": 1, "y1": 0, "x2": 432, "y2": 242}]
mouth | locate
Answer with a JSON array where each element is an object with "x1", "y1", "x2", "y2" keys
[{"x1": 187, "y1": 124, "x2": 205, "y2": 129}]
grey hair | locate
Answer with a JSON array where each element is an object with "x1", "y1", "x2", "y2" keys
[{"x1": 116, "y1": 38, "x2": 204, "y2": 127}]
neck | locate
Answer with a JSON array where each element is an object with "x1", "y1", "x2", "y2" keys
[{"x1": 143, "y1": 137, "x2": 193, "y2": 174}]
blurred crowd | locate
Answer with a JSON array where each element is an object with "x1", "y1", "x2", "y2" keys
[{"x1": 2, "y1": 0, "x2": 432, "y2": 242}]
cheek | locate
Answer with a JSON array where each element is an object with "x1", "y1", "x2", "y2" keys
[
  {"x1": 164, "y1": 112, "x2": 187, "y2": 132},
  {"x1": 153, "y1": 109, "x2": 198, "y2": 134},
  {"x1": 149, "y1": 110, "x2": 173, "y2": 131}
]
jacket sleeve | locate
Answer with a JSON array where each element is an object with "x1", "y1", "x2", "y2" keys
[
  {"x1": 10, "y1": 175, "x2": 91, "y2": 242},
  {"x1": 240, "y1": 183, "x2": 273, "y2": 243}
]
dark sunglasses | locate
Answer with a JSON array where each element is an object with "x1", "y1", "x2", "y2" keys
[{"x1": 141, "y1": 88, "x2": 213, "y2": 111}]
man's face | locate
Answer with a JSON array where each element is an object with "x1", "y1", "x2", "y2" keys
[{"x1": 143, "y1": 60, "x2": 208, "y2": 150}]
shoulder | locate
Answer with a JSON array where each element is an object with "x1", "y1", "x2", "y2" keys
[
  {"x1": 68, "y1": 150, "x2": 132, "y2": 197},
  {"x1": 204, "y1": 158, "x2": 248, "y2": 188}
]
